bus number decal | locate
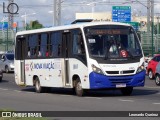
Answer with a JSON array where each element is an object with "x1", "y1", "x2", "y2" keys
[{"x1": 73, "y1": 64, "x2": 78, "y2": 69}]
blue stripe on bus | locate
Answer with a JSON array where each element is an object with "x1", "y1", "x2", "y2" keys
[{"x1": 89, "y1": 71, "x2": 145, "y2": 89}]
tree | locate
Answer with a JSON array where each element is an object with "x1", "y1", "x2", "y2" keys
[{"x1": 30, "y1": 20, "x2": 43, "y2": 30}]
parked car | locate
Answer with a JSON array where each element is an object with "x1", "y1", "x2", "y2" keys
[
  {"x1": 155, "y1": 62, "x2": 160, "y2": 86},
  {"x1": 144, "y1": 56, "x2": 152, "y2": 69},
  {"x1": 0, "y1": 53, "x2": 14, "y2": 73},
  {"x1": 0, "y1": 69, "x2": 3, "y2": 82},
  {"x1": 147, "y1": 54, "x2": 160, "y2": 79}
]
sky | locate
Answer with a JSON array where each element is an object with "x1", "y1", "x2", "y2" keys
[{"x1": 0, "y1": 0, "x2": 160, "y2": 28}]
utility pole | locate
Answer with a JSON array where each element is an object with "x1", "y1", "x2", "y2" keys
[
  {"x1": 151, "y1": 0, "x2": 154, "y2": 56},
  {"x1": 54, "y1": 0, "x2": 61, "y2": 26},
  {"x1": 157, "y1": 16, "x2": 159, "y2": 34},
  {"x1": 8, "y1": 0, "x2": 14, "y2": 29},
  {"x1": 147, "y1": 0, "x2": 151, "y2": 33}
]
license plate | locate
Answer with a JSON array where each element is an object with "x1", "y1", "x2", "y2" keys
[{"x1": 116, "y1": 84, "x2": 126, "y2": 88}]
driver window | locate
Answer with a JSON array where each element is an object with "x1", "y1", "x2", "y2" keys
[{"x1": 72, "y1": 31, "x2": 85, "y2": 55}]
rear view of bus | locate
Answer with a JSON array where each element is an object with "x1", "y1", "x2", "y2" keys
[{"x1": 85, "y1": 23, "x2": 145, "y2": 95}]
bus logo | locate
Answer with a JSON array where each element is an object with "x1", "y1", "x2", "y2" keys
[{"x1": 2, "y1": 112, "x2": 12, "y2": 117}]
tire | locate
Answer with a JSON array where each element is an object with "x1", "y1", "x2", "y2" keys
[
  {"x1": 155, "y1": 74, "x2": 160, "y2": 86},
  {"x1": 0, "y1": 77, "x2": 2, "y2": 82},
  {"x1": 148, "y1": 70, "x2": 154, "y2": 80},
  {"x1": 75, "y1": 79, "x2": 85, "y2": 97},
  {"x1": 35, "y1": 77, "x2": 44, "y2": 93},
  {"x1": 5, "y1": 66, "x2": 9, "y2": 73},
  {"x1": 121, "y1": 87, "x2": 133, "y2": 96}
]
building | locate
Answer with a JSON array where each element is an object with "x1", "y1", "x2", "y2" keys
[{"x1": 76, "y1": 12, "x2": 111, "y2": 22}]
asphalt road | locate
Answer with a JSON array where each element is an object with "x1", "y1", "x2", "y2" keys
[{"x1": 0, "y1": 73, "x2": 160, "y2": 120}]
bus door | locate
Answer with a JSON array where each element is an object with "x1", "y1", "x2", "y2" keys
[
  {"x1": 62, "y1": 31, "x2": 71, "y2": 86},
  {"x1": 15, "y1": 36, "x2": 26, "y2": 85}
]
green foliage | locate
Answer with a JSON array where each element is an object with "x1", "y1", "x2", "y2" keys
[
  {"x1": 26, "y1": 20, "x2": 43, "y2": 30},
  {"x1": 31, "y1": 20, "x2": 43, "y2": 29}
]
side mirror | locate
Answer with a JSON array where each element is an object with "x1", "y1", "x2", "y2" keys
[{"x1": 145, "y1": 60, "x2": 148, "y2": 63}]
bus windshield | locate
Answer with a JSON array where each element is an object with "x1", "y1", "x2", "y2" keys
[{"x1": 84, "y1": 25, "x2": 142, "y2": 60}]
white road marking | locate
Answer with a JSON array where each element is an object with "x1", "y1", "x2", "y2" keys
[
  {"x1": 153, "y1": 102, "x2": 160, "y2": 105},
  {"x1": 119, "y1": 99, "x2": 134, "y2": 102},
  {"x1": 96, "y1": 97, "x2": 103, "y2": 100},
  {"x1": 60, "y1": 95, "x2": 72, "y2": 97},
  {"x1": 144, "y1": 86, "x2": 160, "y2": 89},
  {"x1": 85, "y1": 97, "x2": 102, "y2": 99},
  {"x1": 14, "y1": 90, "x2": 22, "y2": 92},
  {"x1": 0, "y1": 88, "x2": 8, "y2": 91}
]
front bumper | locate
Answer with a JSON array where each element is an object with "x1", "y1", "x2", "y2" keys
[{"x1": 89, "y1": 71, "x2": 146, "y2": 89}]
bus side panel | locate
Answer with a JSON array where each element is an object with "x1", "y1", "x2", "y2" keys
[
  {"x1": 25, "y1": 59, "x2": 63, "y2": 87},
  {"x1": 68, "y1": 58, "x2": 89, "y2": 89}
]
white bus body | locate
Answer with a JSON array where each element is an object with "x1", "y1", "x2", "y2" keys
[{"x1": 15, "y1": 22, "x2": 145, "y2": 96}]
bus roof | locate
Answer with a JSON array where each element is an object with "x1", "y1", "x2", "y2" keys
[{"x1": 16, "y1": 22, "x2": 131, "y2": 36}]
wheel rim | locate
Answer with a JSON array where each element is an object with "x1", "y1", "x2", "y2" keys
[
  {"x1": 76, "y1": 82, "x2": 82, "y2": 91},
  {"x1": 156, "y1": 76, "x2": 160, "y2": 84},
  {"x1": 149, "y1": 71, "x2": 153, "y2": 78},
  {"x1": 5, "y1": 67, "x2": 8, "y2": 73},
  {"x1": 36, "y1": 81, "x2": 40, "y2": 91}
]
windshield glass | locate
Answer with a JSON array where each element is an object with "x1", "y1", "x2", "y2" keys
[
  {"x1": 84, "y1": 25, "x2": 142, "y2": 59},
  {"x1": 6, "y1": 54, "x2": 14, "y2": 60}
]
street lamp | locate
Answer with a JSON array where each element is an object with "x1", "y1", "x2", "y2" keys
[
  {"x1": 48, "y1": 10, "x2": 54, "y2": 27},
  {"x1": 85, "y1": 0, "x2": 107, "y2": 20},
  {"x1": 87, "y1": 2, "x2": 96, "y2": 19},
  {"x1": 21, "y1": 12, "x2": 36, "y2": 30}
]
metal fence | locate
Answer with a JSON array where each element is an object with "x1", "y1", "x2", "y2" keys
[
  {"x1": 141, "y1": 33, "x2": 160, "y2": 55},
  {"x1": 0, "y1": 29, "x2": 15, "y2": 52}
]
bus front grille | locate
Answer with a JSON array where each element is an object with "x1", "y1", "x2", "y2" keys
[
  {"x1": 106, "y1": 70, "x2": 135, "y2": 75},
  {"x1": 106, "y1": 71, "x2": 119, "y2": 74},
  {"x1": 108, "y1": 76, "x2": 133, "y2": 84}
]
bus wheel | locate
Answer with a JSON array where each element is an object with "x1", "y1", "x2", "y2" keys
[
  {"x1": 155, "y1": 75, "x2": 160, "y2": 86},
  {"x1": 75, "y1": 79, "x2": 85, "y2": 97},
  {"x1": 35, "y1": 78, "x2": 43, "y2": 93},
  {"x1": 120, "y1": 87, "x2": 133, "y2": 96}
]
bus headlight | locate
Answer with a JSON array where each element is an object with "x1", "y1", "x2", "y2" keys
[
  {"x1": 136, "y1": 63, "x2": 145, "y2": 73},
  {"x1": 91, "y1": 64, "x2": 104, "y2": 75}
]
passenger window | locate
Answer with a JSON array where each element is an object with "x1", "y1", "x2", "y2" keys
[
  {"x1": 40, "y1": 33, "x2": 48, "y2": 57},
  {"x1": 50, "y1": 32, "x2": 62, "y2": 57},
  {"x1": 152, "y1": 57, "x2": 157, "y2": 61},
  {"x1": 28, "y1": 34, "x2": 38, "y2": 58},
  {"x1": 157, "y1": 56, "x2": 160, "y2": 62}
]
